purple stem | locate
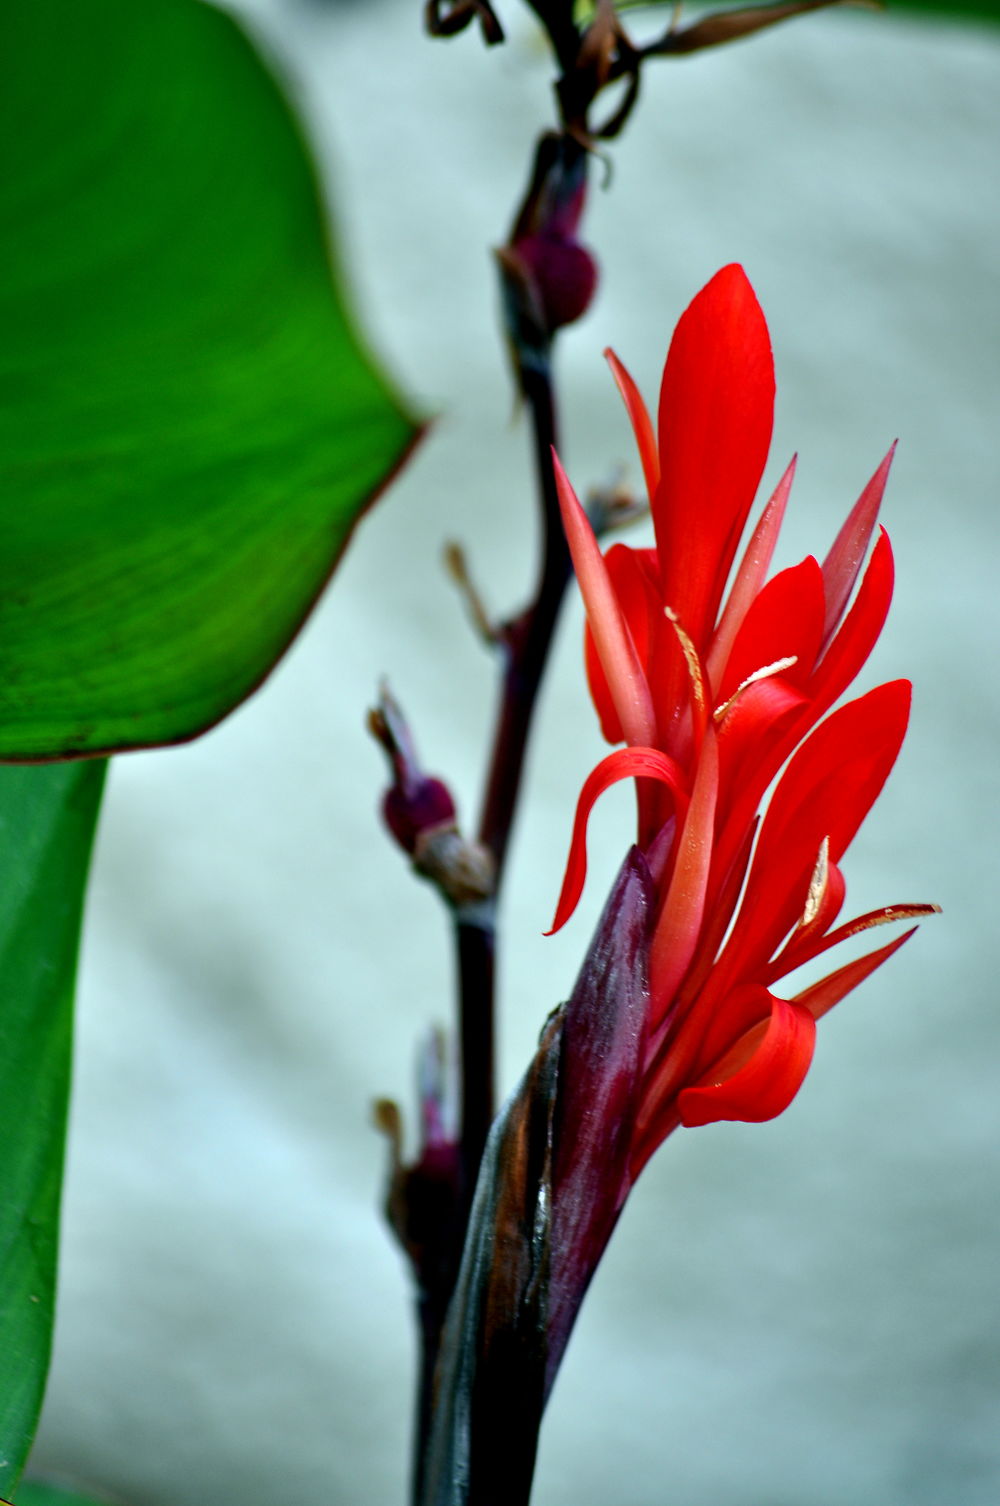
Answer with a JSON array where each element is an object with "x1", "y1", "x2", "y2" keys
[
  {"x1": 410, "y1": 361, "x2": 571, "y2": 1505},
  {"x1": 456, "y1": 358, "x2": 571, "y2": 1199}
]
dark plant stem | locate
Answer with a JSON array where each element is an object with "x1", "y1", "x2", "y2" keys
[
  {"x1": 455, "y1": 903, "x2": 497, "y2": 1203},
  {"x1": 477, "y1": 363, "x2": 572, "y2": 873},
  {"x1": 456, "y1": 355, "x2": 570, "y2": 1212},
  {"x1": 409, "y1": 360, "x2": 571, "y2": 1505}
]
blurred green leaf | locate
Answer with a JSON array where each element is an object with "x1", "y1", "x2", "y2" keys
[
  {"x1": 0, "y1": 764, "x2": 105, "y2": 1497},
  {"x1": 0, "y1": 0, "x2": 420, "y2": 759},
  {"x1": 891, "y1": 0, "x2": 1000, "y2": 17},
  {"x1": 15, "y1": 1484, "x2": 117, "y2": 1506},
  {"x1": 575, "y1": 2, "x2": 1000, "y2": 26}
]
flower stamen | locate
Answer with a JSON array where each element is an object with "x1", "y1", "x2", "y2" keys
[
  {"x1": 801, "y1": 835, "x2": 830, "y2": 927},
  {"x1": 713, "y1": 655, "x2": 799, "y2": 724}
]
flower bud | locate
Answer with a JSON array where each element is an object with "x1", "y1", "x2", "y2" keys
[
  {"x1": 368, "y1": 686, "x2": 457, "y2": 857},
  {"x1": 499, "y1": 132, "x2": 598, "y2": 359}
]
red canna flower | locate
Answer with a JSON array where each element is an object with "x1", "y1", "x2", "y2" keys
[{"x1": 549, "y1": 264, "x2": 937, "y2": 1178}]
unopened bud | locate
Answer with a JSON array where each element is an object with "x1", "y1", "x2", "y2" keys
[
  {"x1": 368, "y1": 685, "x2": 458, "y2": 856},
  {"x1": 368, "y1": 685, "x2": 495, "y2": 907},
  {"x1": 500, "y1": 132, "x2": 598, "y2": 356},
  {"x1": 383, "y1": 776, "x2": 456, "y2": 857}
]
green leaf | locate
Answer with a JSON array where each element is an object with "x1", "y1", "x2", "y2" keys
[
  {"x1": 891, "y1": 0, "x2": 1000, "y2": 18},
  {"x1": 15, "y1": 1485, "x2": 117, "y2": 1506},
  {"x1": 577, "y1": 2, "x2": 1000, "y2": 26},
  {"x1": 0, "y1": 0, "x2": 420, "y2": 760},
  {"x1": 0, "y1": 763, "x2": 106, "y2": 1497}
]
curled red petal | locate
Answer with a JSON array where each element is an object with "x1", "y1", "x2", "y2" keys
[
  {"x1": 656, "y1": 264, "x2": 775, "y2": 650},
  {"x1": 546, "y1": 747, "x2": 689, "y2": 935},
  {"x1": 678, "y1": 992, "x2": 817, "y2": 1128},
  {"x1": 605, "y1": 348, "x2": 659, "y2": 499}
]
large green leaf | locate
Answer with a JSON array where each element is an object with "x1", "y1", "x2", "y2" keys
[
  {"x1": 0, "y1": 763, "x2": 106, "y2": 1498},
  {"x1": 0, "y1": 0, "x2": 419, "y2": 759},
  {"x1": 15, "y1": 1485, "x2": 116, "y2": 1506}
]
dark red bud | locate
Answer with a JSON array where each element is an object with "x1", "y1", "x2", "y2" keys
[
  {"x1": 368, "y1": 686, "x2": 458, "y2": 857},
  {"x1": 510, "y1": 234, "x2": 598, "y2": 333},
  {"x1": 383, "y1": 776, "x2": 457, "y2": 857},
  {"x1": 505, "y1": 131, "x2": 599, "y2": 339}
]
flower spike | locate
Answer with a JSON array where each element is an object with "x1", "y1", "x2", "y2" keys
[{"x1": 547, "y1": 266, "x2": 936, "y2": 1173}]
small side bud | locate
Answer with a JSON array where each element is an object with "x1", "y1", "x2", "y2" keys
[
  {"x1": 368, "y1": 684, "x2": 495, "y2": 908},
  {"x1": 498, "y1": 132, "x2": 598, "y2": 373},
  {"x1": 383, "y1": 777, "x2": 457, "y2": 857},
  {"x1": 368, "y1": 685, "x2": 457, "y2": 857},
  {"x1": 374, "y1": 1031, "x2": 461, "y2": 1289}
]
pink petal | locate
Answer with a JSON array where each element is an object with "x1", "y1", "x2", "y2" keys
[
  {"x1": 821, "y1": 444, "x2": 895, "y2": 645},
  {"x1": 648, "y1": 724, "x2": 720, "y2": 1023},
  {"x1": 605, "y1": 348, "x2": 660, "y2": 499},
  {"x1": 678, "y1": 992, "x2": 817, "y2": 1128},
  {"x1": 547, "y1": 746, "x2": 689, "y2": 935},
  {"x1": 706, "y1": 456, "x2": 796, "y2": 694},
  {"x1": 554, "y1": 451, "x2": 657, "y2": 748},
  {"x1": 584, "y1": 545, "x2": 660, "y2": 745}
]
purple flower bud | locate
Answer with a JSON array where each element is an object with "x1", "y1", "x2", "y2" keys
[
  {"x1": 502, "y1": 132, "x2": 599, "y2": 346},
  {"x1": 369, "y1": 686, "x2": 457, "y2": 857},
  {"x1": 383, "y1": 776, "x2": 457, "y2": 857}
]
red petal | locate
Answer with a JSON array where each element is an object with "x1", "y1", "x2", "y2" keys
[
  {"x1": 810, "y1": 527, "x2": 894, "y2": 715},
  {"x1": 707, "y1": 456, "x2": 796, "y2": 694},
  {"x1": 765, "y1": 859, "x2": 847, "y2": 981},
  {"x1": 605, "y1": 348, "x2": 659, "y2": 499},
  {"x1": 648, "y1": 725, "x2": 720, "y2": 1021},
  {"x1": 584, "y1": 545, "x2": 660, "y2": 744},
  {"x1": 714, "y1": 680, "x2": 911, "y2": 984},
  {"x1": 711, "y1": 531, "x2": 895, "y2": 877},
  {"x1": 554, "y1": 451, "x2": 657, "y2": 748},
  {"x1": 711, "y1": 675, "x2": 808, "y2": 879},
  {"x1": 655, "y1": 265, "x2": 775, "y2": 650},
  {"x1": 772, "y1": 902, "x2": 938, "y2": 986},
  {"x1": 821, "y1": 445, "x2": 895, "y2": 645},
  {"x1": 547, "y1": 747, "x2": 689, "y2": 935},
  {"x1": 794, "y1": 927, "x2": 919, "y2": 1021},
  {"x1": 717, "y1": 555, "x2": 826, "y2": 702},
  {"x1": 678, "y1": 992, "x2": 817, "y2": 1128}
]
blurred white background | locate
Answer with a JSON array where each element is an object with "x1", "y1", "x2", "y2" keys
[{"x1": 29, "y1": 3, "x2": 1000, "y2": 1504}]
